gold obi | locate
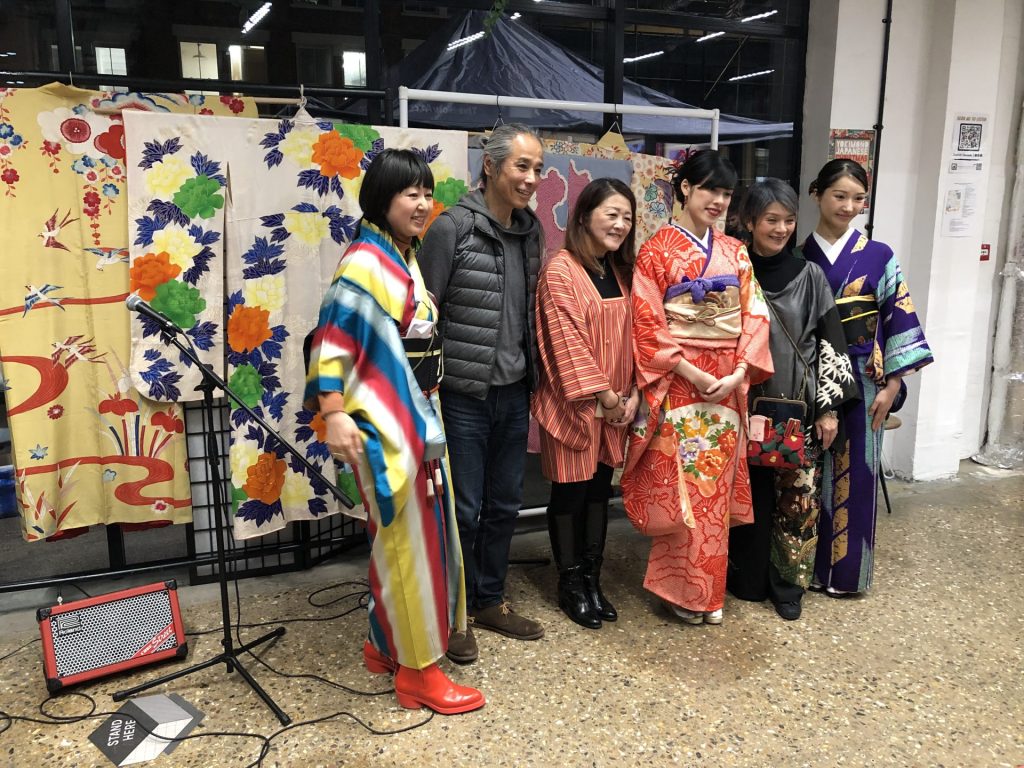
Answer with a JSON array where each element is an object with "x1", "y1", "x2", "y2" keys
[{"x1": 664, "y1": 285, "x2": 741, "y2": 340}]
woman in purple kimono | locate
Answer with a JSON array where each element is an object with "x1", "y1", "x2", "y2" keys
[{"x1": 802, "y1": 159, "x2": 933, "y2": 596}]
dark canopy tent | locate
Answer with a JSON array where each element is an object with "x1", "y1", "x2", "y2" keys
[{"x1": 389, "y1": 11, "x2": 792, "y2": 143}]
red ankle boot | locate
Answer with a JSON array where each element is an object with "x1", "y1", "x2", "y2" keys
[
  {"x1": 363, "y1": 640, "x2": 397, "y2": 674},
  {"x1": 394, "y1": 663, "x2": 485, "y2": 715}
]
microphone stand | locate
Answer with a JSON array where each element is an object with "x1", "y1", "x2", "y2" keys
[{"x1": 112, "y1": 320, "x2": 354, "y2": 726}]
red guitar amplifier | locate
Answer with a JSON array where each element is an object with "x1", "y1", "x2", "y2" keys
[{"x1": 37, "y1": 580, "x2": 188, "y2": 693}]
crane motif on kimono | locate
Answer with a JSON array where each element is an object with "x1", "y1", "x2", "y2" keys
[
  {"x1": 84, "y1": 247, "x2": 130, "y2": 271},
  {"x1": 51, "y1": 336, "x2": 104, "y2": 369},
  {"x1": 23, "y1": 284, "x2": 66, "y2": 316},
  {"x1": 38, "y1": 209, "x2": 79, "y2": 251}
]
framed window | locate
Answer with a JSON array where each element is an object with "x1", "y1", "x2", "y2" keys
[{"x1": 342, "y1": 50, "x2": 366, "y2": 87}]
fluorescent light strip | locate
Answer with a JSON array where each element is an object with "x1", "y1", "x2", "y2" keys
[
  {"x1": 728, "y1": 68, "x2": 774, "y2": 81},
  {"x1": 696, "y1": 31, "x2": 725, "y2": 42},
  {"x1": 740, "y1": 9, "x2": 778, "y2": 22},
  {"x1": 241, "y1": 2, "x2": 272, "y2": 34},
  {"x1": 447, "y1": 31, "x2": 486, "y2": 51},
  {"x1": 623, "y1": 50, "x2": 664, "y2": 63},
  {"x1": 510, "y1": 12, "x2": 521, "y2": 20}
]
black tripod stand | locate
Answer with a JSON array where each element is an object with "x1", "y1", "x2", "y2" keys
[{"x1": 113, "y1": 314, "x2": 353, "y2": 725}]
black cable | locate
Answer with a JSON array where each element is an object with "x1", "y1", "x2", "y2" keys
[
  {"x1": 231, "y1": 577, "x2": 392, "y2": 698},
  {"x1": 183, "y1": 585, "x2": 369, "y2": 638},
  {"x1": 307, "y1": 579, "x2": 371, "y2": 608},
  {"x1": 0, "y1": 691, "x2": 272, "y2": 756},
  {"x1": 57, "y1": 582, "x2": 92, "y2": 600},
  {"x1": 0, "y1": 637, "x2": 39, "y2": 664},
  {"x1": 242, "y1": 707, "x2": 435, "y2": 768},
  {"x1": 0, "y1": 573, "x2": 436, "y2": 763}
]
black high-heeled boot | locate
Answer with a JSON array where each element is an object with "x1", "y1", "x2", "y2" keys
[
  {"x1": 547, "y1": 504, "x2": 601, "y2": 630},
  {"x1": 582, "y1": 501, "x2": 618, "y2": 621}
]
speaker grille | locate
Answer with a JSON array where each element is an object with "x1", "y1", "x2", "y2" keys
[{"x1": 51, "y1": 590, "x2": 178, "y2": 677}]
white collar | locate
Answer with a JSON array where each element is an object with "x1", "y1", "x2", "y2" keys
[
  {"x1": 679, "y1": 225, "x2": 711, "y2": 250},
  {"x1": 812, "y1": 227, "x2": 856, "y2": 265}
]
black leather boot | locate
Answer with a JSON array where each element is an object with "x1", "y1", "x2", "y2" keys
[
  {"x1": 558, "y1": 566, "x2": 601, "y2": 629},
  {"x1": 547, "y1": 505, "x2": 601, "y2": 630},
  {"x1": 582, "y1": 502, "x2": 617, "y2": 621}
]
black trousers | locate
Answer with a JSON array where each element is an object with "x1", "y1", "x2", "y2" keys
[{"x1": 727, "y1": 465, "x2": 805, "y2": 604}]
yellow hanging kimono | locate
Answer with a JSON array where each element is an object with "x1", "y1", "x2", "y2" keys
[{"x1": 0, "y1": 83, "x2": 255, "y2": 541}]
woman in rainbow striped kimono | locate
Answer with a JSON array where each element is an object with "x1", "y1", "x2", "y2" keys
[{"x1": 305, "y1": 149, "x2": 483, "y2": 715}]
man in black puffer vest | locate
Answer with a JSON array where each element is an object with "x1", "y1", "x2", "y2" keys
[{"x1": 420, "y1": 124, "x2": 545, "y2": 665}]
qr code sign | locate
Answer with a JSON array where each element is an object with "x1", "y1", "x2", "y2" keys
[{"x1": 958, "y1": 123, "x2": 982, "y2": 152}]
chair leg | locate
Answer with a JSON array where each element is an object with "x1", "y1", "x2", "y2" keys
[{"x1": 880, "y1": 471, "x2": 893, "y2": 515}]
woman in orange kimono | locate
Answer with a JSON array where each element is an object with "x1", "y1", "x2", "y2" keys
[
  {"x1": 621, "y1": 150, "x2": 772, "y2": 626},
  {"x1": 533, "y1": 178, "x2": 639, "y2": 630}
]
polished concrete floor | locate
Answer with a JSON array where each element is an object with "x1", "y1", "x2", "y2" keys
[{"x1": 0, "y1": 461, "x2": 1021, "y2": 768}]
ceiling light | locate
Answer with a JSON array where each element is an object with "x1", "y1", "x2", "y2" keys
[
  {"x1": 729, "y1": 68, "x2": 774, "y2": 81},
  {"x1": 623, "y1": 50, "x2": 664, "y2": 63},
  {"x1": 510, "y1": 12, "x2": 521, "y2": 20},
  {"x1": 740, "y1": 9, "x2": 778, "y2": 22},
  {"x1": 696, "y1": 31, "x2": 725, "y2": 42},
  {"x1": 447, "y1": 31, "x2": 486, "y2": 51},
  {"x1": 241, "y1": 2, "x2": 272, "y2": 34}
]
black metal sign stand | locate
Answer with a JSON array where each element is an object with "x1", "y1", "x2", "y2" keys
[{"x1": 112, "y1": 322, "x2": 353, "y2": 725}]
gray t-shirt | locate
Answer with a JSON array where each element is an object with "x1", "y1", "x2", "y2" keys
[{"x1": 490, "y1": 216, "x2": 528, "y2": 385}]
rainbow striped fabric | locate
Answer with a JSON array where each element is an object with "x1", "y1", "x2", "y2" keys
[{"x1": 305, "y1": 221, "x2": 465, "y2": 668}]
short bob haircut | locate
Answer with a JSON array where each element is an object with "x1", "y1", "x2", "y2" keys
[
  {"x1": 358, "y1": 148, "x2": 434, "y2": 235},
  {"x1": 738, "y1": 178, "x2": 799, "y2": 231},
  {"x1": 563, "y1": 177, "x2": 637, "y2": 284},
  {"x1": 672, "y1": 149, "x2": 738, "y2": 205},
  {"x1": 808, "y1": 158, "x2": 869, "y2": 196}
]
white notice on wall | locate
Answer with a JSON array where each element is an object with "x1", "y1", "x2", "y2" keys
[
  {"x1": 948, "y1": 113, "x2": 988, "y2": 175},
  {"x1": 940, "y1": 182, "x2": 979, "y2": 238}
]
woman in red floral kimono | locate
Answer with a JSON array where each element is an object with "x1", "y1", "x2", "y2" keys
[{"x1": 621, "y1": 150, "x2": 772, "y2": 626}]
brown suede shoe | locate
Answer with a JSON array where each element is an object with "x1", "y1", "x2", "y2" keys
[
  {"x1": 471, "y1": 601, "x2": 544, "y2": 641},
  {"x1": 445, "y1": 624, "x2": 479, "y2": 665}
]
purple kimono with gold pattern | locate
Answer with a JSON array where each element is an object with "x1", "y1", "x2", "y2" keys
[{"x1": 803, "y1": 229, "x2": 933, "y2": 592}]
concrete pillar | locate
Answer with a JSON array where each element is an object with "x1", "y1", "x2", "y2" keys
[{"x1": 800, "y1": 0, "x2": 1024, "y2": 480}]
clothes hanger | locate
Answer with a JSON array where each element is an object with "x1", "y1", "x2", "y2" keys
[
  {"x1": 490, "y1": 96, "x2": 504, "y2": 132},
  {"x1": 597, "y1": 106, "x2": 630, "y2": 156}
]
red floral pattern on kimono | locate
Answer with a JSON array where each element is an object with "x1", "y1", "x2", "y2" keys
[{"x1": 622, "y1": 225, "x2": 772, "y2": 612}]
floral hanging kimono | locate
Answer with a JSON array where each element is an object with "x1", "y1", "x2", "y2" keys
[
  {"x1": 803, "y1": 229, "x2": 933, "y2": 592},
  {"x1": 622, "y1": 224, "x2": 772, "y2": 613},
  {"x1": 305, "y1": 221, "x2": 465, "y2": 670},
  {"x1": 0, "y1": 83, "x2": 254, "y2": 541}
]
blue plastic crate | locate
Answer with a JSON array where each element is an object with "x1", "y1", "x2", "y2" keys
[{"x1": 0, "y1": 465, "x2": 17, "y2": 519}]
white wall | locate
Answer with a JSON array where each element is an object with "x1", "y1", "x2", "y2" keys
[{"x1": 801, "y1": 0, "x2": 1024, "y2": 480}]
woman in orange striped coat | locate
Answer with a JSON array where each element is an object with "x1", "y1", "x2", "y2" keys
[{"x1": 532, "y1": 178, "x2": 640, "y2": 630}]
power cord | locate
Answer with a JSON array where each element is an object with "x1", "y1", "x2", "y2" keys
[
  {"x1": 230, "y1": 576, "x2": 395, "y2": 699},
  {"x1": 184, "y1": 580, "x2": 371, "y2": 638},
  {"x1": 0, "y1": 578, "x2": 436, "y2": 765}
]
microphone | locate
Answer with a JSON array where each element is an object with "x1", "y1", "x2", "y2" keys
[{"x1": 125, "y1": 294, "x2": 183, "y2": 335}]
